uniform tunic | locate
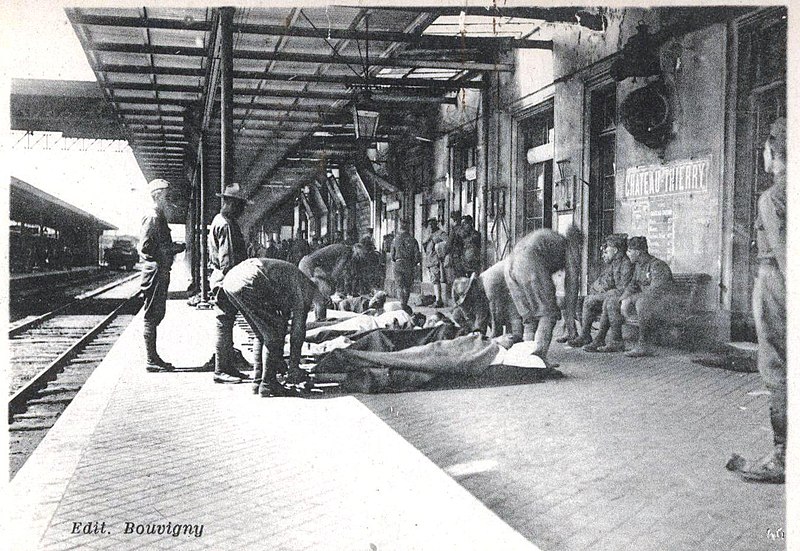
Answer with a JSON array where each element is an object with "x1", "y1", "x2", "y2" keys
[
  {"x1": 390, "y1": 231, "x2": 421, "y2": 290},
  {"x1": 298, "y1": 243, "x2": 353, "y2": 288},
  {"x1": 222, "y1": 259, "x2": 319, "y2": 371},
  {"x1": 458, "y1": 260, "x2": 522, "y2": 339},
  {"x1": 611, "y1": 252, "x2": 676, "y2": 344},
  {"x1": 138, "y1": 205, "x2": 175, "y2": 324},
  {"x1": 208, "y1": 212, "x2": 247, "y2": 293},
  {"x1": 422, "y1": 228, "x2": 448, "y2": 284},
  {"x1": 504, "y1": 229, "x2": 579, "y2": 323}
]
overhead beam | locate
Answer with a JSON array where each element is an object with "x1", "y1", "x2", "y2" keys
[
  {"x1": 98, "y1": 63, "x2": 486, "y2": 89},
  {"x1": 232, "y1": 20, "x2": 551, "y2": 50},
  {"x1": 90, "y1": 43, "x2": 513, "y2": 71},
  {"x1": 68, "y1": 13, "x2": 211, "y2": 31},
  {"x1": 68, "y1": 13, "x2": 551, "y2": 50}
]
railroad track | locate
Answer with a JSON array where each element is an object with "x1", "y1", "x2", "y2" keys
[
  {"x1": 10, "y1": 269, "x2": 139, "y2": 323},
  {"x1": 8, "y1": 277, "x2": 142, "y2": 478}
]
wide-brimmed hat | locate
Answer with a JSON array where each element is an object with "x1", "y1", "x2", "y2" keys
[
  {"x1": 216, "y1": 182, "x2": 253, "y2": 204},
  {"x1": 452, "y1": 273, "x2": 478, "y2": 306}
]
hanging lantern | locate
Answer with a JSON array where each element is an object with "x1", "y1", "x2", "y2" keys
[
  {"x1": 352, "y1": 104, "x2": 380, "y2": 140},
  {"x1": 610, "y1": 21, "x2": 662, "y2": 81}
]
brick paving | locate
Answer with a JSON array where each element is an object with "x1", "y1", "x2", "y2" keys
[
  {"x1": 8, "y1": 291, "x2": 536, "y2": 550},
  {"x1": 358, "y1": 346, "x2": 786, "y2": 551}
]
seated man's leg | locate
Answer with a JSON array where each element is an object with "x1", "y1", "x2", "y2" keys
[
  {"x1": 620, "y1": 294, "x2": 639, "y2": 321},
  {"x1": 597, "y1": 292, "x2": 625, "y2": 352},
  {"x1": 625, "y1": 294, "x2": 660, "y2": 357},
  {"x1": 569, "y1": 294, "x2": 603, "y2": 347}
]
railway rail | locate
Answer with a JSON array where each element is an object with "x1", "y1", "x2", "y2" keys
[{"x1": 8, "y1": 276, "x2": 142, "y2": 478}]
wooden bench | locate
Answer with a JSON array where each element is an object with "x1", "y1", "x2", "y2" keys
[{"x1": 623, "y1": 272, "x2": 713, "y2": 345}]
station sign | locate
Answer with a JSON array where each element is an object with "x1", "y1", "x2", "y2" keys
[{"x1": 622, "y1": 156, "x2": 711, "y2": 199}]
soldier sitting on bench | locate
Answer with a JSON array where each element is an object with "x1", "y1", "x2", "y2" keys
[
  {"x1": 608, "y1": 236, "x2": 676, "y2": 357},
  {"x1": 567, "y1": 233, "x2": 633, "y2": 352}
]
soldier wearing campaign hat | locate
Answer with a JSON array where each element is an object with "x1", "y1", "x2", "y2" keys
[
  {"x1": 138, "y1": 179, "x2": 185, "y2": 372},
  {"x1": 567, "y1": 233, "x2": 633, "y2": 351},
  {"x1": 209, "y1": 182, "x2": 253, "y2": 384}
]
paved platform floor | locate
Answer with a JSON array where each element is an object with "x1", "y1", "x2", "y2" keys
[
  {"x1": 7, "y1": 298, "x2": 536, "y2": 550},
  {"x1": 7, "y1": 264, "x2": 787, "y2": 550}
]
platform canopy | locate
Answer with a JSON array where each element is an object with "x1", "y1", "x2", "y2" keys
[
  {"x1": 13, "y1": 6, "x2": 587, "y2": 226},
  {"x1": 10, "y1": 176, "x2": 117, "y2": 232}
]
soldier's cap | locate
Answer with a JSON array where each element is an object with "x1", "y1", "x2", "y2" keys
[
  {"x1": 628, "y1": 236, "x2": 648, "y2": 251},
  {"x1": 217, "y1": 182, "x2": 253, "y2": 204},
  {"x1": 148, "y1": 178, "x2": 170, "y2": 193},
  {"x1": 452, "y1": 273, "x2": 477, "y2": 306},
  {"x1": 604, "y1": 233, "x2": 629, "y2": 251},
  {"x1": 769, "y1": 116, "x2": 787, "y2": 156}
]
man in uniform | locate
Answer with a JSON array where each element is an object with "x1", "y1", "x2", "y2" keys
[
  {"x1": 209, "y1": 183, "x2": 251, "y2": 383},
  {"x1": 452, "y1": 260, "x2": 523, "y2": 342},
  {"x1": 445, "y1": 211, "x2": 465, "y2": 289},
  {"x1": 608, "y1": 236, "x2": 676, "y2": 357},
  {"x1": 390, "y1": 219, "x2": 421, "y2": 310},
  {"x1": 567, "y1": 234, "x2": 633, "y2": 351},
  {"x1": 727, "y1": 117, "x2": 787, "y2": 484},
  {"x1": 459, "y1": 215, "x2": 482, "y2": 276},
  {"x1": 138, "y1": 179, "x2": 185, "y2": 372},
  {"x1": 298, "y1": 242, "x2": 363, "y2": 293},
  {"x1": 288, "y1": 230, "x2": 311, "y2": 265},
  {"x1": 220, "y1": 258, "x2": 331, "y2": 397},
  {"x1": 504, "y1": 226, "x2": 583, "y2": 364},
  {"x1": 422, "y1": 218, "x2": 448, "y2": 308}
]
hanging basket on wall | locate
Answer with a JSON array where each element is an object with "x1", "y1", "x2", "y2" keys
[{"x1": 620, "y1": 80, "x2": 673, "y2": 149}]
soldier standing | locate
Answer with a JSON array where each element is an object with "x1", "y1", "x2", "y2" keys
[
  {"x1": 138, "y1": 179, "x2": 185, "y2": 372},
  {"x1": 728, "y1": 117, "x2": 787, "y2": 484},
  {"x1": 390, "y1": 220, "x2": 421, "y2": 309},
  {"x1": 422, "y1": 218, "x2": 448, "y2": 308},
  {"x1": 209, "y1": 183, "x2": 251, "y2": 383}
]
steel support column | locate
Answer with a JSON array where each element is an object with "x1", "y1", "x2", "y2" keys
[
  {"x1": 219, "y1": 7, "x2": 235, "y2": 191},
  {"x1": 199, "y1": 135, "x2": 209, "y2": 302}
]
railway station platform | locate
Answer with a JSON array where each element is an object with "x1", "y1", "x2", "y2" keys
[
  {"x1": 7, "y1": 265, "x2": 537, "y2": 551},
  {"x1": 10, "y1": 266, "x2": 101, "y2": 286},
  {"x1": 7, "y1": 263, "x2": 787, "y2": 551}
]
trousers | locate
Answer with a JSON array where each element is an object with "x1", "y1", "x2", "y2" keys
[{"x1": 753, "y1": 263, "x2": 786, "y2": 447}]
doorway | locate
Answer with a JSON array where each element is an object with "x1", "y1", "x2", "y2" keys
[
  {"x1": 731, "y1": 8, "x2": 786, "y2": 341},
  {"x1": 587, "y1": 84, "x2": 617, "y2": 284}
]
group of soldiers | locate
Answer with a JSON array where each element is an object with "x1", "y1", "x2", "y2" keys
[{"x1": 137, "y1": 118, "x2": 785, "y2": 484}]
